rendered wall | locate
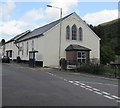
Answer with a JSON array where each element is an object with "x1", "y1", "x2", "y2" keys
[{"x1": 43, "y1": 13, "x2": 100, "y2": 67}]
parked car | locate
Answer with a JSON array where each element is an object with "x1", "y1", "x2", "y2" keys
[{"x1": 2, "y1": 56, "x2": 10, "y2": 63}]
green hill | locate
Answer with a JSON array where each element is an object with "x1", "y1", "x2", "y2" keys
[
  {"x1": 91, "y1": 18, "x2": 120, "y2": 55},
  {"x1": 100, "y1": 18, "x2": 119, "y2": 26}
]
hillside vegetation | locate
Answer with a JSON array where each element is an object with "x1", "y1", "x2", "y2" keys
[{"x1": 89, "y1": 18, "x2": 120, "y2": 64}]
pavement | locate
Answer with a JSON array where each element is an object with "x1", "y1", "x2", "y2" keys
[{"x1": 2, "y1": 62, "x2": 120, "y2": 107}]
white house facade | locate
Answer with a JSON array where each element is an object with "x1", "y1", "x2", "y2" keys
[{"x1": 3, "y1": 12, "x2": 100, "y2": 68}]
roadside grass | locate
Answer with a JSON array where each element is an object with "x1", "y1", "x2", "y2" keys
[
  {"x1": 105, "y1": 68, "x2": 120, "y2": 74},
  {"x1": 77, "y1": 64, "x2": 105, "y2": 75},
  {"x1": 77, "y1": 64, "x2": 120, "y2": 76}
]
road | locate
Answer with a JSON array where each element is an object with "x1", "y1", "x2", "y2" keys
[{"x1": 2, "y1": 62, "x2": 120, "y2": 107}]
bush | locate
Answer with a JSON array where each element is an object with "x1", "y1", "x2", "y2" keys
[{"x1": 77, "y1": 64, "x2": 105, "y2": 75}]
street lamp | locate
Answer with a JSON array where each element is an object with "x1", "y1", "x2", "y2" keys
[{"x1": 47, "y1": 5, "x2": 62, "y2": 70}]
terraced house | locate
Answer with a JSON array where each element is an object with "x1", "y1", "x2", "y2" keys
[{"x1": 2, "y1": 12, "x2": 100, "y2": 68}]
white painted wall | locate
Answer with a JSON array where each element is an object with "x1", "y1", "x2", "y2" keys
[
  {"x1": 44, "y1": 24, "x2": 60, "y2": 67},
  {"x1": 3, "y1": 13, "x2": 100, "y2": 67},
  {"x1": 43, "y1": 13, "x2": 100, "y2": 67},
  {"x1": 4, "y1": 41, "x2": 15, "y2": 60},
  {"x1": 12, "y1": 36, "x2": 45, "y2": 62}
]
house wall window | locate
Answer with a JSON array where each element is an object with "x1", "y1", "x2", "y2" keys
[
  {"x1": 32, "y1": 40, "x2": 34, "y2": 51},
  {"x1": 72, "y1": 24, "x2": 77, "y2": 40},
  {"x1": 6, "y1": 50, "x2": 12, "y2": 57},
  {"x1": 66, "y1": 25, "x2": 70, "y2": 40},
  {"x1": 10, "y1": 50, "x2": 12, "y2": 57},
  {"x1": 66, "y1": 25, "x2": 83, "y2": 41},
  {"x1": 18, "y1": 43, "x2": 20, "y2": 55},
  {"x1": 77, "y1": 51, "x2": 86, "y2": 64},
  {"x1": 27, "y1": 41, "x2": 28, "y2": 55},
  {"x1": 79, "y1": 27, "x2": 83, "y2": 41},
  {"x1": 22, "y1": 42, "x2": 24, "y2": 55}
]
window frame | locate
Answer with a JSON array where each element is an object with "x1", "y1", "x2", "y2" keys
[
  {"x1": 32, "y1": 40, "x2": 34, "y2": 51},
  {"x1": 22, "y1": 42, "x2": 24, "y2": 55},
  {"x1": 79, "y1": 27, "x2": 83, "y2": 41},
  {"x1": 27, "y1": 41, "x2": 29, "y2": 55},
  {"x1": 10, "y1": 50, "x2": 12, "y2": 57},
  {"x1": 18, "y1": 43, "x2": 20, "y2": 55},
  {"x1": 77, "y1": 51, "x2": 86, "y2": 64},
  {"x1": 72, "y1": 24, "x2": 77, "y2": 40},
  {"x1": 66, "y1": 25, "x2": 70, "y2": 40}
]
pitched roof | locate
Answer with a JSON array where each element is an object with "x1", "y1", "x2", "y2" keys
[
  {"x1": 7, "y1": 12, "x2": 100, "y2": 43},
  {"x1": 16, "y1": 12, "x2": 75, "y2": 42},
  {"x1": 6, "y1": 30, "x2": 31, "y2": 44},
  {"x1": 65, "y1": 44, "x2": 91, "y2": 51}
]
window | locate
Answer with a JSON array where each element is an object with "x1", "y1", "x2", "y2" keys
[
  {"x1": 27, "y1": 41, "x2": 28, "y2": 55},
  {"x1": 10, "y1": 50, "x2": 12, "y2": 57},
  {"x1": 6, "y1": 50, "x2": 12, "y2": 57},
  {"x1": 79, "y1": 27, "x2": 83, "y2": 41},
  {"x1": 66, "y1": 25, "x2": 70, "y2": 40},
  {"x1": 77, "y1": 52, "x2": 86, "y2": 64},
  {"x1": 18, "y1": 43, "x2": 20, "y2": 55},
  {"x1": 72, "y1": 24, "x2": 77, "y2": 40},
  {"x1": 32, "y1": 40, "x2": 34, "y2": 51},
  {"x1": 22, "y1": 42, "x2": 24, "y2": 55},
  {"x1": 6, "y1": 51, "x2": 8, "y2": 57}
]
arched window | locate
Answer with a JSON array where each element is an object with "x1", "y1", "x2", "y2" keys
[
  {"x1": 79, "y1": 27, "x2": 83, "y2": 41},
  {"x1": 66, "y1": 25, "x2": 70, "y2": 40},
  {"x1": 72, "y1": 24, "x2": 77, "y2": 40}
]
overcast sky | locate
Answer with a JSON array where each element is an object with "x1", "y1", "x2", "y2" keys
[{"x1": 0, "y1": 0, "x2": 119, "y2": 41}]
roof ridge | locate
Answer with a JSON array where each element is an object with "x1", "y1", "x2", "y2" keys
[
  {"x1": 16, "y1": 12, "x2": 75, "y2": 42},
  {"x1": 5, "y1": 30, "x2": 31, "y2": 43},
  {"x1": 32, "y1": 12, "x2": 75, "y2": 32}
]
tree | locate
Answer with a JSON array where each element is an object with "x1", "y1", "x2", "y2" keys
[
  {"x1": 93, "y1": 25, "x2": 104, "y2": 38},
  {"x1": 1, "y1": 39, "x2": 5, "y2": 45},
  {"x1": 100, "y1": 45, "x2": 116, "y2": 64}
]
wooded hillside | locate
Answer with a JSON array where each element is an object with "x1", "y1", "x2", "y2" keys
[{"x1": 89, "y1": 18, "x2": 120, "y2": 64}]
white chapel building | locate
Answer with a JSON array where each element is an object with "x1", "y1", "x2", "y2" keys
[{"x1": 2, "y1": 12, "x2": 100, "y2": 68}]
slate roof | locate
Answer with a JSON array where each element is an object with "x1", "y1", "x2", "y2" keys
[
  {"x1": 65, "y1": 44, "x2": 91, "y2": 51},
  {"x1": 16, "y1": 12, "x2": 74, "y2": 42},
  {"x1": 6, "y1": 30, "x2": 31, "y2": 44}
]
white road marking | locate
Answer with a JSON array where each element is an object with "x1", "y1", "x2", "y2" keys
[
  {"x1": 102, "y1": 92, "x2": 110, "y2": 95},
  {"x1": 85, "y1": 85, "x2": 92, "y2": 88},
  {"x1": 74, "y1": 83, "x2": 79, "y2": 85},
  {"x1": 48, "y1": 72, "x2": 54, "y2": 76},
  {"x1": 79, "y1": 83, "x2": 86, "y2": 86},
  {"x1": 74, "y1": 81, "x2": 86, "y2": 85},
  {"x1": 74, "y1": 81, "x2": 80, "y2": 83},
  {"x1": 63, "y1": 79, "x2": 68, "y2": 81},
  {"x1": 103, "y1": 95, "x2": 114, "y2": 100},
  {"x1": 75, "y1": 81, "x2": 118, "y2": 87},
  {"x1": 111, "y1": 95, "x2": 120, "y2": 100},
  {"x1": 80, "y1": 85, "x2": 86, "y2": 88},
  {"x1": 69, "y1": 81, "x2": 74, "y2": 83},
  {"x1": 69, "y1": 81, "x2": 119, "y2": 102},
  {"x1": 85, "y1": 88, "x2": 93, "y2": 91},
  {"x1": 94, "y1": 91, "x2": 102, "y2": 95},
  {"x1": 47, "y1": 72, "x2": 119, "y2": 102},
  {"x1": 92, "y1": 88, "x2": 100, "y2": 91}
]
